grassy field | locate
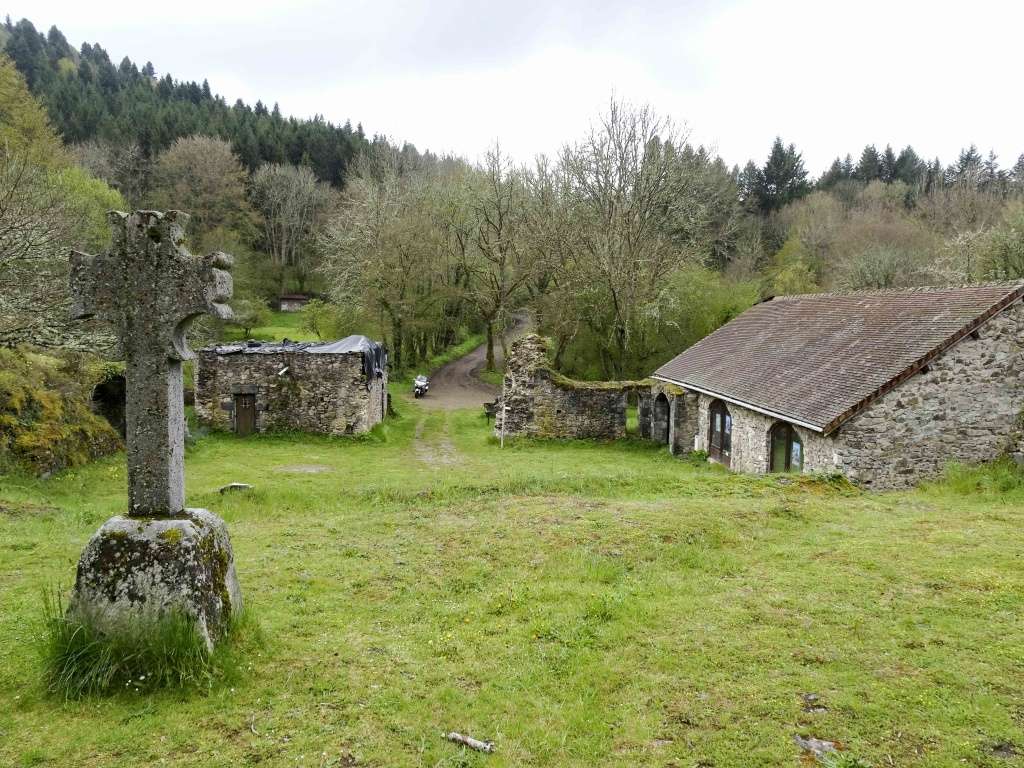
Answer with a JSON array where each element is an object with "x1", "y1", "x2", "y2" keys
[
  {"x1": 2, "y1": 393, "x2": 1024, "y2": 767},
  {"x1": 221, "y1": 310, "x2": 322, "y2": 344}
]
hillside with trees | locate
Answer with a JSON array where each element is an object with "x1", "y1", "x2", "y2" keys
[{"x1": 3, "y1": 16, "x2": 1024, "y2": 380}]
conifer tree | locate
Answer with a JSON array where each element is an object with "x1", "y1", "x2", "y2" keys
[
  {"x1": 880, "y1": 145, "x2": 897, "y2": 183},
  {"x1": 755, "y1": 137, "x2": 809, "y2": 213},
  {"x1": 893, "y1": 145, "x2": 924, "y2": 186},
  {"x1": 855, "y1": 145, "x2": 881, "y2": 181},
  {"x1": 2, "y1": 17, "x2": 375, "y2": 188}
]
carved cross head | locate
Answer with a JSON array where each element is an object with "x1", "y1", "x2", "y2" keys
[{"x1": 70, "y1": 210, "x2": 233, "y2": 361}]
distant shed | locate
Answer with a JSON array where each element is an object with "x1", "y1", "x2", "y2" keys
[
  {"x1": 195, "y1": 335, "x2": 388, "y2": 436},
  {"x1": 277, "y1": 294, "x2": 311, "y2": 312}
]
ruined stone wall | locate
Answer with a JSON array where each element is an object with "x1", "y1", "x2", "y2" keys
[
  {"x1": 834, "y1": 302, "x2": 1024, "y2": 489},
  {"x1": 643, "y1": 382, "x2": 699, "y2": 455},
  {"x1": 195, "y1": 351, "x2": 386, "y2": 436},
  {"x1": 495, "y1": 335, "x2": 632, "y2": 440},
  {"x1": 638, "y1": 392, "x2": 652, "y2": 440},
  {"x1": 694, "y1": 394, "x2": 838, "y2": 475}
]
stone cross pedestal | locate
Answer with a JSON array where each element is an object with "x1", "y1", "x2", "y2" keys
[{"x1": 67, "y1": 211, "x2": 242, "y2": 648}]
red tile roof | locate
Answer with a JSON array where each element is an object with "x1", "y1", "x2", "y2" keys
[{"x1": 652, "y1": 283, "x2": 1024, "y2": 433}]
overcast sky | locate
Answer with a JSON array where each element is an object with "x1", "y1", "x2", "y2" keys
[{"x1": 10, "y1": 0, "x2": 1024, "y2": 173}]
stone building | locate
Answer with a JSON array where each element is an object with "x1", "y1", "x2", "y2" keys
[
  {"x1": 496, "y1": 335, "x2": 642, "y2": 440},
  {"x1": 195, "y1": 335, "x2": 387, "y2": 436},
  {"x1": 277, "y1": 293, "x2": 311, "y2": 312},
  {"x1": 646, "y1": 283, "x2": 1024, "y2": 489}
]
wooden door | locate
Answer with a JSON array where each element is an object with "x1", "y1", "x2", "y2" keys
[
  {"x1": 234, "y1": 393, "x2": 256, "y2": 436},
  {"x1": 708, "y1": 400, "x2": 731, "y2": 467}
]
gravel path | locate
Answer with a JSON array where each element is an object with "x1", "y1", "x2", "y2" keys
[{"x1": 416, "y1": 313, "x2": 529, "y2": 411}]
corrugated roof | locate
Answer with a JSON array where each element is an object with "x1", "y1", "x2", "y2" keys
[
  {"x1": 652, "y1": 282, "x2": 1024, "y2": 433},
  {"x1": 204, "y1": 335, "x2": 378, "y2": 356}
]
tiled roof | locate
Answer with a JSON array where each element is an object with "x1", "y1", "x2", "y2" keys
[{"x1": 651, "y1": 283, "x2": 1024, "y2": 433}]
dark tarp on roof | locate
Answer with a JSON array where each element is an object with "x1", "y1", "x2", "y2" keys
[
  {"x1": 204, "y1": 335, "x2": 387, "y2": 389},
  {"x1": 309, "y1": 335, "x2": 387, "y2": 385},
  {"x1": 652, "y1": 282, "x2": 1024, "y2": 433}
]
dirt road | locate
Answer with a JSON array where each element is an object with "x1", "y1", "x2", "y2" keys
[{"x1": 416, "y1": 313, "x2": 529, "y2": 410}]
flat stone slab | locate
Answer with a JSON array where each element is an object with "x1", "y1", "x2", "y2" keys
[
  {"x1": 69, "y1": 508, "x2": 242, "y2": 649},
  {"x1": 219, "y1": 482, "x2": 254, "y2": 494}
]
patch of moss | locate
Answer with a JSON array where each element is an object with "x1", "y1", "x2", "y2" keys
[
  {"x1": 196, "y1": 527, "x2": 234, "y2": 634},
  {"x1": 544, "y1": 369, "x2": 651, "y2": 392},
  {"x1": 158, "y1": 528, "x2": 183, "y2": 546},
  {"x1": 0, "y1": 347, "x2": 121, "y2": 476}
]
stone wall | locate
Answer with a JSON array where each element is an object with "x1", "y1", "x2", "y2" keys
[
  {"x1": 195, "y1": 350, "x2": 387, "y2": 436},
  {"x1": 641, "y1": 383, "x2": 699, "y2": 455},
  {"x1": 834, "y1": 301, "x2": 1024, "y2": 489},
  {"x1": 495, "y1": 335, "x2": 637, "y2": 440},
  {"x1": 694, "y1": 394, "x2": 838, "y2": 475}
]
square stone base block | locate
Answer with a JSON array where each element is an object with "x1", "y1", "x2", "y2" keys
[{"x1": 69, "y1": 508, "x2": 242, "y2": 650}]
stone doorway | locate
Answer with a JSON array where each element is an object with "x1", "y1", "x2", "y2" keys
[
  {"x1": 652, "y1": 393, "x2": 670, "y2": 444},
  {"x1": 92, "y1": 374, "x2": 127, "y2": 438},
  {"x1": 234, "y1": 393, "x2": 256, "y2": 436}
]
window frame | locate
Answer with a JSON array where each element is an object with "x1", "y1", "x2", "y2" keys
[
  {"x1": 769, "y1": 421, "x2": 804, "y2": 473},
  {"x1": 708, "y1": 399, "x2": 732, "y2": 467}
]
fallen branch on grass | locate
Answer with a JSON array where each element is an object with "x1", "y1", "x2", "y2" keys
[{"x1": 444, "y1": 731, "x2": 495, "y2": 753}]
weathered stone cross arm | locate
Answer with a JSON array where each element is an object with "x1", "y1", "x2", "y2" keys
[{"x1": 69, "y1": 210, "x2": 234, "y2": 517}]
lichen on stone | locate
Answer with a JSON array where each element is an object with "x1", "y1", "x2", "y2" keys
[{"x1": 69, "y1": 508, "x2": 242, "y2": 651}]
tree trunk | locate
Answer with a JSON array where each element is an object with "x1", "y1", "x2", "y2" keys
[
  {"x1": 498, "y1": 318, "x2": 509, "y2": 363},
  {"x1": 391, "y1": 318, "x2": 403, "y2": 372},
  {"x1": 485, "y1": 322, "x2": 496, "y2": 371}
]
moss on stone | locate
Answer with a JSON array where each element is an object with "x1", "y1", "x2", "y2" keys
[
  {"x1": 0, "y1": 347, "x2": 122, "y2": 476},
  {"x1": 544, "y1": 369, "x2": 650, "y2": 392},
  {"x1": 158, "y1": 527, "x2": 183, "y2": 546}
]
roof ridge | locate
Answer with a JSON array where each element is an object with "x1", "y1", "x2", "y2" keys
[{"x1": 770, "y1": 280, "x2": 1024, "y2": 302}]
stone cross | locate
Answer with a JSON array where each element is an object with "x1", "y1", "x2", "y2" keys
[{"x1": 70, "y1": 210, "x2": 232, "y2": 517}]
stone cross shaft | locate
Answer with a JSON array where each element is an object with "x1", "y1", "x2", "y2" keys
[{"x1": 70, "y1": 210, "x2": 233, "y2": 517}]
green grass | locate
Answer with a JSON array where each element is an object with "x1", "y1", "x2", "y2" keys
[
  {"x1": 1, "y1": 397, "x2": 1023, "y2": 766},
  {"x1": 221, "y1": 310, "x2": 320, "y2": 343},
  {"x1": 477, "y1": 367, "x2": 505, "y2": 387},
  {"x1": 40, "y1": 592, "x2": 254, "y2": 700}
]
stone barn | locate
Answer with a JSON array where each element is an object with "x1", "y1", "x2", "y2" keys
[
  {"x1": 645, "y1": 282, "x2": 1024, "y2": 489},
  {"x1": 277, "y1": 293, "x2": 311, "y2": 312},
  {"x1": 195, "y1": 335, "x2": 387, "y2": 436}
]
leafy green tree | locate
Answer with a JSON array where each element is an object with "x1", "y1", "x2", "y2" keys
[
  {"x1": 0, "y1": 54, "x2": 65, "y2": 165},
  {"x1": 149, "y1": 135, "x2": 257, "y2": 243},
  {"x1": 227, "y1": 299, "x2": 270, "y2": 339},
  {"x1": 250, "y1": 163, "x2": 333, "y2": 293},
  {"x1": 300, "y1": 298, "x2": 334, "y2": 341},
  {"x1": 981, "y1": 203, "x2": 1024, "y2": 279},
  {"x1": 0, "y1": 56, "x2": 125, "y2": 347}
]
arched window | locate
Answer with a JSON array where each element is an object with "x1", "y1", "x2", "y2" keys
[
  {"x1": 708, "y1": 400, "x2": 732, "y2": 467},
  {"x1": 770, "y1": 422, "x2": 804, "y2": 473}
]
